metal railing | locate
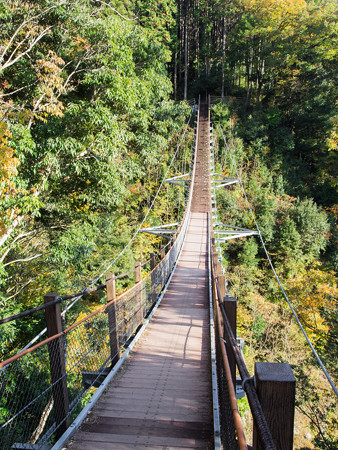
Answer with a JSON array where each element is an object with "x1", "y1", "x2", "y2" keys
[
  {"x1": 0, "y1": 238, "x2": 184, "y2": 449},
  {"x1": 0, "y1": 105, "x2": 199, "y2": 450},
  {"x1": 208, "y1": 94, "x2": 296, "y2": 450}
]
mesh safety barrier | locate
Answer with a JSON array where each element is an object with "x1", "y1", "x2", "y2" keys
[
  {"x1": 0, "y1": 210, "x2": 190, "y2": 450},
  {"x1": 0, "y1": 101, "x2": 200, "y2": 450}
]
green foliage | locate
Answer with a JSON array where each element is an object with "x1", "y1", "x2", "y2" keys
[
  {"x1": 0, "y1": 0, "x2": 192, "y2": 357},
  {"x1": 211, "y1": 98, "x2": 337, "y2": 447},
  {"x1": 238, "y1": 238, "x2": 258, "y2": 268}
]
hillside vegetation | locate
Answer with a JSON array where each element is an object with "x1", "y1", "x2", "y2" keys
[
  {"x1": 0, "y1": 0, "x2": 192, "y2": 355},
  {"x1": 0, "y1": 0, "x2": 337, "y2": 448}
]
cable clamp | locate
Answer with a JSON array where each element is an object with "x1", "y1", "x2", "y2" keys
[
  {"x1": 221, "y1": 337, "x2": 227, "y2": 344},
  {"x1": 242, "y1": 376, "x2": 254, "y2": 391}
]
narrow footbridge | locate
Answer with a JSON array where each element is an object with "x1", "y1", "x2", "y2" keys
[{"x1": 0, "y1": 101, "x2": 296, "y2": 450}]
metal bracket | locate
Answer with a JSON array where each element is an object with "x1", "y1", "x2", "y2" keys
[
  {"x1": 214, "y1": 223, "x2": 259, "y2": 242},
  {"x1": 211, "y1": 172, "x2": 239, "y2": 189},
  {"x1": 139, "y1": 223, "x2": 179, "y2": 240},
  {"x1": 164, "y1": 174, "x2": 191, "y2": 187}
]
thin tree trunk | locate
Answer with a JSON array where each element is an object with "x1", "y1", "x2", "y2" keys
[
  {"x1": 184, "y1": 15, "x2": 188, "y2": 100},
  {"x1": 174, "y1": 51, "x2": 177, "y2": 100},
  {"x1": 29, "y1": 397, "x2": 54, "y2": 444},
  {"x1": 221, "y1": 17, "x2": 227, "y2": 100}
]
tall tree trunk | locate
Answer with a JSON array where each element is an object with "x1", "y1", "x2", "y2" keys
[
  {"x1": 221, "y1": 16, "x2": 227, "y2": 100},
  {"x1": 196, "y1": 0, "x2": 200, "y2": 78},
  {"x1": 174, "y1": 51, "x2": 177, "y2": 100},
  {"x1": 184, "y1": 15, "x2": 188, "y2": 100}
]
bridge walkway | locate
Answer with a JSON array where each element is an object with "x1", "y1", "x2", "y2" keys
[{"x1": 67, "y1": 103, "x2": 212, "y2": 449}]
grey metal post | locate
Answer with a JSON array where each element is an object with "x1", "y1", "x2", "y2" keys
[
  {"x1": 150, "y1": 252, "x2": 157, "y2": 305},
  {"x1": 135, "y1": 262, "x2": 143, "y2": 323}
]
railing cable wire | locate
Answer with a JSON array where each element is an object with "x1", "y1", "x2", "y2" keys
[
  {"x1": 2, "y1": 110, "x2": 194, "y2": 351},
  {"x1": 219, "y1": 126, "x2": 338, "y2": 399}
]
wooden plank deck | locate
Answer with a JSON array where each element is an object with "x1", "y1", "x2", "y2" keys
[{"x1": 67, "y1": 103, "x2": 212, "y2": 449}]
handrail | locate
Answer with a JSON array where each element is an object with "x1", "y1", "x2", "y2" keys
[
  {"x1": 0, "y1": 104, "x2": 200, "y2": 450},
  {"x1": 209, "y1": 214, "x2": 247, "y2": 450},
  {"x1": 208, "y1": 91, "x2": 276, "y2": 449},
  {"x1": 0, "y1": 237, "x2": 172, "y2": 326},
  {"x1": 210, "y1": 232, "x2": 277, "y2": 450}
]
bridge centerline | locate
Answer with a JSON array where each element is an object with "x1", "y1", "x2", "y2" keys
[{"x1": 65, "y1": 102, "x2": 214, "y2": 449}]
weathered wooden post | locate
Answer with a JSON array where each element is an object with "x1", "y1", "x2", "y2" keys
[
  {"x1": 253, "y1": 362, "x2": 296, "y2": 450},
  {"x1": 44, "y1": 293, "x2": 70, "y2": 438},
  {"x1": 216, "y1": 263, "x2": 222, "y2": 277},
  {"x1": 218, "y1": 274, "x2": 226, "y2": 301},
  {"x1": 160, "y1": 246, "x2": 165, "y2": 260},
  {"x1": 135, "y1": 262, "x2": 143, "y2": 323},
  {"x1": 106, "y1": 274, "x2": 120, "y2": 366},
  {"x1": 223, "y1": 295, "x2": 237, "y2": 388}
]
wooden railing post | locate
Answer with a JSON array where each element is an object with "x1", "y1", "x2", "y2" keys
[
  {"x1": 44, "y1": 293, "x2": 70, "y2": 438},
  {"x1": 223, "y1": 295, "x2": 237, "y2": 388},
  {"x1": 135, "y1": 262, "x2": 143, "y2": 323},
  {"x1": 253, "y1": 362, "x2": 296, "y2": 450},
  {"x1": 218, "y1": 274, "x2": 226, "y2": 300},
  {"x1": 161, "y1": 246, "x2": 165, "y2": 260},
  {"x1": 106, "y1": 274, "x2": 120, "y2": 366},
  {"x1": 216, "y1": 261, "x2": 222, "y2": 277}
]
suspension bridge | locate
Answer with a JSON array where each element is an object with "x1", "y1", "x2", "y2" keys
[{"x1": 2, "y1": 98, "x2": 330, "y2": 450}]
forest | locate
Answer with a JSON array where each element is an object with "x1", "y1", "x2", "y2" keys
[{"x1": 0, "y1": 0, "x2": 337, "y2": 448}]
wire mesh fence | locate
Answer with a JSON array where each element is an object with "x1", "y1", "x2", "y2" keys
[
  {"x1": 0, "y1": 103, "x2": 197, "y2": 450},
  {"x1": 0, "y1": 208, "x2": 190, "y2": 450},
  {"x1": 214, "y1": 307, "x2": 238, "y2": 449}
]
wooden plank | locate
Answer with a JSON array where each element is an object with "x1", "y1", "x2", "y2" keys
[
  {"x1": 69, "y1": 431, "x2": 210, "y2": 448},
  {"x1": 67, "y1": 103, "x2": 214, "y2": 449},
  {"x1": 81, "y1": 417, "x2": 212, "y2": 440}
]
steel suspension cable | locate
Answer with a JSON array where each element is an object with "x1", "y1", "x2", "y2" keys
[
  {"x1": 62, "y1": 111, "x2": 194, "y2": 312},
  {"x1": 219, "y1": 126, "x2": 338, "y2": 399},
  {"x1": 15, "y1": 110, "x2": 194, "y2": 353}
]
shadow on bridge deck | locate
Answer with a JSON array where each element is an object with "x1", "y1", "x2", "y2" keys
[
  {"x1": 67, "y1": 212, "x2": 213, "y2": 449},
  {"x1": 67, "y1": 103, "x2": 213, "y2": 450}
]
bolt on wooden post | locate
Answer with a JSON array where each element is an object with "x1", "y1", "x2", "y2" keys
[
  {"x1": 106, "y1": 274, "x2": 120, "y2": 366},
  {"x1": 135, "y1": 262, "x2": 143, "y2": 323},
  {"x1": 44, "y1": 293, "x2": 70, "y2": 438},
  {"x1": 253, "y1": 362, "x2": 296, "y2": 450}
]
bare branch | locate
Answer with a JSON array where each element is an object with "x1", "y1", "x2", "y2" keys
[
  {"x1": 29, "y1": 396, "x2": 54, "y2": 444},
  {"x1": 0, "y1": 82, "x2": 37, "y2": 98},
  {"x1": 5, "y1": 279, "x2": 33, "y2": 301},
  {"x1": 1, "y1": 26, "x2": 53, "y2": 72},
  {"x1": 3, "y1": 253, "x2": 42, "y2": 268},
  {"x1": 0, "y1": 4, "x2": 62, "y2": 63},
  {"x1": 95, "y1": 0, "x2": 138, "y2": 21},
  {"x1": 0, "y1": 231, "x2": 36, "y2": 263},
  {"x1": 56, "y1": 63, "x2": 86, "y2": 100}
]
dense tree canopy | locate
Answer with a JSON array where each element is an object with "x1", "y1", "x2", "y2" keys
[
  {"x1": 0, "y1": 0, "x2": 337, "y2": 447},
  {"x1": 0, "y1": 0, "x2": 191, "y2": 354}
]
